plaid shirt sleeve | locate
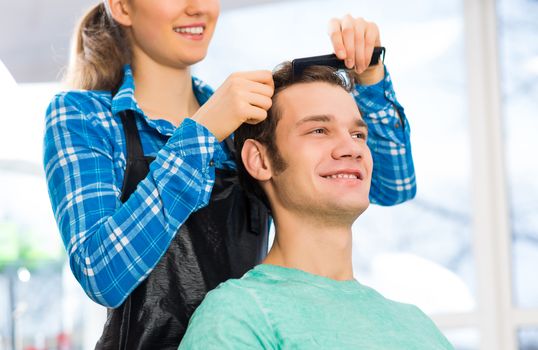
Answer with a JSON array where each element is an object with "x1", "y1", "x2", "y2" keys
[
  {"x1": 43, "y1": 92, "x2": 226, "y2": 307},
  {"x1": 353, "y1": 67, "x2": 417, "y2": 206}
]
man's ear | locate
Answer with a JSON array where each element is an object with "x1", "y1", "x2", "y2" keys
[
  {"x1": 107, "y1": 0, "x2": 132, "y2": 27},
  {"x1": 241, "y1": 139, "x2": 272, "y2": 181}
]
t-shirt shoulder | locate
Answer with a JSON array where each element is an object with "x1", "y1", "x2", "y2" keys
[
  {"x1": 356, "y1": 284, "x2": 454, "y2": 349},
  {"x1": 200, "y1": 275, "x2": 279, "y2": 332},
  {"x1": 181, "y1": 277, "x2": 278, "y2": 349},
  {"x1": 202, "y1": 275, "x2": 267, "y2": 310},
  {"x1": 357, "y1": 282, "x2": 429, "y2": 317}
]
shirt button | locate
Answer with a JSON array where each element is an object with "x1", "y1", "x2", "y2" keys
[
  {"x1": 395, "y1": 122, "x2": 400, "y2": 128},
  {"x1": 209, "y1": 160, "x2": 215, "y2": 167}
]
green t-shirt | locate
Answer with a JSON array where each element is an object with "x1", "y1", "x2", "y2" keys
[{"x1": 179, "y1": 264, "x2": 454, "y2": 350}]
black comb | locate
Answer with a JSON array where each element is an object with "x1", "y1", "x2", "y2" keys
[{"x1": 291, "y1": 46, "x2": 385, "y2": 80}]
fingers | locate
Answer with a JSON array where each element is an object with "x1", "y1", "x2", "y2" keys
[
  {"x1": 340, "y1": 15, "x2": 355, "y2": 69},
  {"x1": 191, "y1": 70, "x2": 274, "y2": 141},
  {"x1": 244, "y1": 106, "x2": 268, "y2": 125},
  {"x1": 227, "y1": 71, "x2": 274, "y2": 103},
  {"x1": 226, "y1": 71, "x2": 274, "y2": 124},
  {"x1": 246, "y1": 91, "x2": 272, "y2": 111},
  {"x1": 243, "y1": 85, "x2": 273, "y2": 125},
  {"x1": 234, "y1": 70, "x2": 275, "y2": 88},
  {"x1": 362, "y1": 22, "x2": 380, "y2": 72},
  {"x1": 328, "y1": 15, "x2": 382, "y2": 73},
  {"x1": 328, "y1": 18, "x2": 346, "y2": 60},
  {"x1": 243, "y1": 79, "x2": 274, "y2": 99},
  {"x1": 353, "y1": 19, "x2": 367, "y2": 72}
]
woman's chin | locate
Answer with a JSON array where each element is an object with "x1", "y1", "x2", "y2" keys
[{"x1": 175, "y1": 53, "x2": 208, "y2": 68}]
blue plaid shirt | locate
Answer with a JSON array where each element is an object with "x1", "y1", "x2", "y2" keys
[{"x1": 43, "y1": 65, "x2": 415, "y2": 308}]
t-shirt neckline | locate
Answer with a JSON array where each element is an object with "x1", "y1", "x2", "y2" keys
[{"x1": 252, "y1": 263, "x2": 363, "y2": 293}]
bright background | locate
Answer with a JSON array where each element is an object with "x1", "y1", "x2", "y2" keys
[{"x1": 0, "y1": 0, "x2": 537, "y2": 349}]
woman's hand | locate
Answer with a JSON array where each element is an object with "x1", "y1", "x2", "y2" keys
[
  {"x1": 328, "y1": 15, "x2": 384, "y2": 84},
  {"x1": 192, "y1": 71, "x2": 274, "y2": 141}
]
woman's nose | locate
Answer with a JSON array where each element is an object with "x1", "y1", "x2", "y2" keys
[{"x1": 185, "y1": 0, "x2": 206, "y2": 16}]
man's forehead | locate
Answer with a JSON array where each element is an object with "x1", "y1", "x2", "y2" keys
[{"x1": 276, "y1": 82, "x2": 362, "y2": 125}]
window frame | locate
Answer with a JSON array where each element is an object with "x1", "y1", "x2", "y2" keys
[{"x1": 427, "y1": 0, "x2": 538, "y2": 349}]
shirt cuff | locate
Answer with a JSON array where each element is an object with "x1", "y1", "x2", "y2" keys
[
  {"x1": 352, "y1": 66, "x2": 407, "y2": 127},
  {"x1": 166, "y1": 118, "x2": 228, "y2": 174}
]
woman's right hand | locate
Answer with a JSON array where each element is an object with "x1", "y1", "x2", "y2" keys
[{"x1": 192, "y1": 70, "x2": 274, "y2": 141}]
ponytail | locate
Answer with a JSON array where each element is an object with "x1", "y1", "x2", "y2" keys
[{"x1": 65, "y1": 3, "x2": 131, "y2": 91}]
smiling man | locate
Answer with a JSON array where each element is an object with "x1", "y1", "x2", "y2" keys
[{"x1": 178, "y1": 63, "x2": 453, "y2": 350}]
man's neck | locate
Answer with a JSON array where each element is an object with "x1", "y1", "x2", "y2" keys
[
  {"x1": 263, "y1": 210, "x2": 354, "y2": 281},
  {"x1": 132, "y1": 51, "x2": 199, "y2": 126}
]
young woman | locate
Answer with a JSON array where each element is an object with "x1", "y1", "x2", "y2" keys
[{"x1": 43, "y1": 0, "x2": 415, "y2": 348}]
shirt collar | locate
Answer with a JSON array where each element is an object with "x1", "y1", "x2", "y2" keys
[
  {"x1": 111, "y1": 65, "x2": 138, "y2": 116},
  {"x1": 111, "y1": 65, "x2": 214, "y2": 135}
]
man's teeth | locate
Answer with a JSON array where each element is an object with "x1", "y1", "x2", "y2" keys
[
  {"x1": 174, "y1": 26, "x2": 204, "y2": 34},
  {"x1": 324, "y1": 174, "x2": 358, "y2": 179}
]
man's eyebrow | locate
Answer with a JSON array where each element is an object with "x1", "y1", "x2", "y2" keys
[
  {"x1": 295, "y1": 114, "x2": 333, "y2": 126},
  {"x1": 295, "y1": 114, "x2": 368, "y2": 129},
  {"x1": 355, "y1": 118, "x2": 368, "y2": 129}
]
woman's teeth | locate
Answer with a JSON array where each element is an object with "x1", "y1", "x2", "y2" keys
[{"x1": 174, "y1": 26, "x2": 204, "y2": 35}]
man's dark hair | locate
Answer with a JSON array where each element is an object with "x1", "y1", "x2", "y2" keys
[{"x1": 234, "y1": 62, "x2": 355, "y2": 209}]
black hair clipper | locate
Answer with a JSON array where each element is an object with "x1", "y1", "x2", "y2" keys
[{"x1": 291, "y1": 46, "x2": 385, "y2": 80}]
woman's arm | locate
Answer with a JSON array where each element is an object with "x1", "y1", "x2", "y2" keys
[
  {"x1": 43, "y1": 92, "x2": 226, "y2": 307},
  {"x1": 353, "y1": 65, "x2": 416, "y2": 205},
  {"x1": 327, "y1": 16, "x2": 416, "y2": 205}
]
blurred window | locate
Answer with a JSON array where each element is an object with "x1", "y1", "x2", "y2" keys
[{"x1": 497, "y1": 0, "x2": 538, "y2": 309}]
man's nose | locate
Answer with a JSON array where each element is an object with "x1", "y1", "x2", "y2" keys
[{"x1": 331, "y1": 133, "x2": 364, "y2": 160}]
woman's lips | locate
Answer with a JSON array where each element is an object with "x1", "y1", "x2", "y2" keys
[{"x1": 173, "y1": 24, "x2": 206, "y2": 41}]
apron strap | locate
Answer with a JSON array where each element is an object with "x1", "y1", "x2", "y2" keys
[
  {"x1": 120, "y1": 110, "x2": 146, "y2": 161},
  {"x1": 119, "y1": 110, "x2": 155, "y2": 203}
]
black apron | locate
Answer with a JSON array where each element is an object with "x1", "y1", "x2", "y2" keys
[{"x1": 95, "y1": 110, "x2": 270, "y2": 349}]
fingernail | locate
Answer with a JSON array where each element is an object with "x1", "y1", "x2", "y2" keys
[
  {"x1": 337, "y1": 50, "x2": 345, "y2": 58},
  {"x1": 345, "y1": 59, "x2": 354, "y2": 68}
]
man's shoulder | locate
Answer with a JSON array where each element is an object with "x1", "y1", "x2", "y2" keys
[
  {"x1": 198, "y1": 270, "x2": 270, "y2": 311},
  {"x1": 187, "y1": 268, "x2": 282, "y2": 331},
  {"x1": 180, "y1": 271, "x2": 277, "y2": 349},
  {"x1": 201, "y1": 278, "x2": 252, "y2": 306}
]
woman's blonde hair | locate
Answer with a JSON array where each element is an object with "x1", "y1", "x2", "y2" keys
[{"x1": 65, "y1": 2, "x2": 131, "y2": 91}]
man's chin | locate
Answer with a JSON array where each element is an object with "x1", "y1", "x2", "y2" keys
[
  {"x1": 325, "y1": 193, "x2": 369, "y2": 210},
  {"x1": 321, "y1": 200, "x2": 369, "y2": 223}
]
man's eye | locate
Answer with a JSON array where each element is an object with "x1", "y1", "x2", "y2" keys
[
  {"x1": 352, "y1": 132, "x2": 367, "y2": 140},
  {"x1": 311, "y1": 128, "x2": 326, "y2": 134}
]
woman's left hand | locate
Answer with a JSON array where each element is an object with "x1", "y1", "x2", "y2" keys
[{"x1": 328, "y1": 15, "x2": 382, "y2": 76}]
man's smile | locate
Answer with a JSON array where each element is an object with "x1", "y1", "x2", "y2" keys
[{"x1": 319, "y1": 168, "x2": 364, "y2": 181}]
